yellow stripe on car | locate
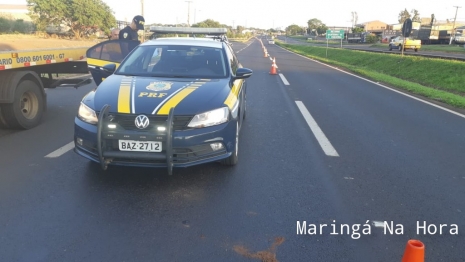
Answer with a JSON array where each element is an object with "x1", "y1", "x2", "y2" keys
[
  {"x1": 157, "y1": 87, "x2": 197, "y2": 115},
  {"x1": 155, "y1": 80, "x2": 209, "y2": 115},
  {"x1": 224, "y1": 79, "x2": 243, "y2": 109},
  {"x1": 117, "y1": 78, "x2": 133, "y2": 113}
]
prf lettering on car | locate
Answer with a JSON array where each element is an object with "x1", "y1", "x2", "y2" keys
[{"x1": 138, "y1": 92, "x2": 167, "y2": 98}]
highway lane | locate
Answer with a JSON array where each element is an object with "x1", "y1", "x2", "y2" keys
[
  {"x1": 277, "y1": 35, "x2": 465, "y2": 60},
  {"x1": 0, "y1": 37, "x2": 464, "y2": 262},
  {"x1": 262, "y1": 36, "x2": 465, "y2": 261},
  {"x1": 0, "y1": 39, "x2": 370, "y2": 262}
]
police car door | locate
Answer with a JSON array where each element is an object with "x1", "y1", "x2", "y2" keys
[{"x1": 86, "y1": 39, "x2": 140, "y2": 86}]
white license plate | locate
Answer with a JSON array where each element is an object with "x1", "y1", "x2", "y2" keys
[{"x1": 118, "y1": 140, "x2": 162, "y2": 152}]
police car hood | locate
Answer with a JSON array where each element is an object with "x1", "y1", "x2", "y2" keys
[{"x1": 92, "y1": 75, "x2": 233, "y2": 115}]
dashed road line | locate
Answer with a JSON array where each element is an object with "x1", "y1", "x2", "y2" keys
[
  {"x1": 45, "y1": 141, "x2": 74, "y2": 158},
  {"x1": 295, "y1": 101, "x2": 339, "y2": 157},
  {"x1": 236, "y1": 39, "x2": 254, "y2": 53},
  {"x1": 279, "y1": 73, "x2": 290, "y2": 85}
]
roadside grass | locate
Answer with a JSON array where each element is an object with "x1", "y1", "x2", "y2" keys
[
  {"x1": 276, "y1": 41, "x2": 465, "y2": 108},
  {"x1": 371, "y1": 43, "x2": 465, "y2": 53}
]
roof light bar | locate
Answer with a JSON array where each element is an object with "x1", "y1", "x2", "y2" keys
[{"x1": 149, "y1": 27, "x2": 227, "y2": 35}]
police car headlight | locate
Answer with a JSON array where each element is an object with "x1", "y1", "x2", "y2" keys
[
  {"x1": 188, "y1": 107, "x2": 229, "y2": 128},
  {"x1": 78, "y1": 102, "x2": 98, "y2": 124}
]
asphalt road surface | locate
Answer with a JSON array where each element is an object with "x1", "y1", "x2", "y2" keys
[{"x1": 0, "y1": 37, "x2": 464, "y2": 262}]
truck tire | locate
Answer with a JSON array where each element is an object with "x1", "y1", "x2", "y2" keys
[
  {"x1": 399, "y1": 45, "x2": 403, "y2": 51},
  {"x1": 389, "y1": 44, "x2": 392, "y2": 51},
  {"x1": 1, "y1": 80, "x2": 44, "y2": 129},
  {"x1": 414, "y1": 48, "x2": 418, "y2": 52}
]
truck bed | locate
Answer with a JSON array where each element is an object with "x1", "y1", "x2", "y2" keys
[{"x1": 0, "y1": 47, "x2": 87, "y2": 71}]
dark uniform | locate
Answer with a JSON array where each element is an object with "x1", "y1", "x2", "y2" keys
[
  {"x1": 119, "y1": 15, "x2": 145, "y2": 41},
  {"x1": 119, "y1": 26, "x2": 139, "y2": 40}
]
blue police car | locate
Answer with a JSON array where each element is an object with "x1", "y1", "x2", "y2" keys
[{"x1": 74, "y1": 27, "x2": 253, "y2": 174}]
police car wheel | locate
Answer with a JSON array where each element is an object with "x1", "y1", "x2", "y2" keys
[
  {"x1": 2, "y1": 80, "x2": 44, "y2": 129},
  {"x1": 221, "y1": 121, "x2": 239, "y2": 166}
]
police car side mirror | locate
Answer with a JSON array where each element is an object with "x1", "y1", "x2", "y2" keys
[
  {"x1": 234, "y1": 68, "x2": 253, "y2": 79},
  {"x1": 101, "y1": 63, "x2": 116, "y2": 73}
]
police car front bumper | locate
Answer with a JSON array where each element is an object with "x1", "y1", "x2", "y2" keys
[{"x1": 74, "y1": 105, "x2": 235, "y2": 174}]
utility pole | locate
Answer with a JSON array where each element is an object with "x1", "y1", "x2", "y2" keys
[
  {"x1": 450, "y1": 6, "x2": 461, "y2": 45},
  {"x1": 141, "y1": 0, "x2": 145, "y2": 42},
  {"x1": 185, "y1": 1, "x2": 193, "y2": 27}
]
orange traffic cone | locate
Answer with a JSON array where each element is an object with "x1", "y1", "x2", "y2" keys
[
  {"x1": 270, "y1": 57, "x2": 278, "y2": 75},
  {"x1": 401, "y1": 240, "x2": 425, "y2": 262}
]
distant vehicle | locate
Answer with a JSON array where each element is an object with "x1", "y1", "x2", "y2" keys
[
  {"x1": 389, "y1": 36, "x2": 421, "y2": 52},
  {"x1": 268, "y1": 40, "x2": 275, "y2": 44},
  {"x1": 346, "y1": 33, "x2": 367, "y2": 43},
  {"x1": 453, "y1": 27, "x2": 465, "y2": 45},
  {"x1": 45, "y1": 25, "x2": 73, "y2": 37},
  {"x1": 454, "y1": 34, "x2": 465, "y2": 45},
  {"x1": 412, "y1": 26, "x2": 464, "y2": 45}
]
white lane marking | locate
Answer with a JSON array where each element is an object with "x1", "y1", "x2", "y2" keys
[
  {"x1": 277, "y1": 45, "x2": 465, "y2": 120},
  {"x1": 235, "y1": 39, "x2": 254, "y2": 53},
  {"x1": 295, "y1": 101, "x2": 339, "y2": 157},
  {"x1": 45, "y1": 141, "x2": 74, "y2": 158},
  {"x1": 372, "y1": 221, "x2": 385, "y2": 228},
  {"x1": 279, "y1": 73, "x2": 290, "y2": 85}
]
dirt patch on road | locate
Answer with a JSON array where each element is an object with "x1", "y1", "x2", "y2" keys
[
  {"x1": 0, "y1": 34, "x2": 99, "y2": 51},
  {"x1": 234, "y1": 237, "x2": 285, "y2": 262}
]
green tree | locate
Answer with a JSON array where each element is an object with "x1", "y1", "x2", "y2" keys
[
  {"x1": 11, "y1": 19, "x2": 33, "y2": 33},
  {"x1": 307, "y1": 18, "x2": 324, "y2": 32},
  {"x1": 285, "y1": 24, "x2": 304, "y2": 35},
  {"x1": 0, "y1": 17, "x2": 11, "y2": 33},
  {"x1": 236, "y1": 25, "x2": 244, "y2": 33},
  {"x1": 192, "y1": 19, "x2": 222, "y2": 28},
  {"x1": 352, "y1": 27, "x2": 364, "y2": 33},
  {"x1": 365, "y1": 33, "x2": 378, "y2": 43},
  {"x1": 27, "y1": 0, "x2": 116, "y2": 38},
  {"x1": 411, "y1": 9, "x2": 421, "y2": 23},
  {"x1": 398, "y1": 8, "x2": 411, "y2": 23},
  {"x1": 316, "y1": 24, "x2": 328, "y2": 35}
]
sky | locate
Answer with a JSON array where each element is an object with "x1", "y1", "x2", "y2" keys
[{"x1": 1, "y1": 0, "x2": 465, "y2": 29}]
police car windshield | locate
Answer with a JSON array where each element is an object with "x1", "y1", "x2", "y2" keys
[{"x1": 116, "y1": 45, "x2": 229, "y2": 78}]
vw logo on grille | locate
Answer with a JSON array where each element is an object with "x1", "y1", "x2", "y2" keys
[{"x1": 134, "y1": 115, "x2": 150, "y2": 129}]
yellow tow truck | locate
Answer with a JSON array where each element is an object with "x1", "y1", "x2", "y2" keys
[
  {"x1": 0, "y1": 38, "x2": 142, "y2": 130},
  {"x1": 0, "y1": 47, "x2": 91, "y2": 129}
]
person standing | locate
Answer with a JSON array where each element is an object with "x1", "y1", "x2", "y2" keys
[{"x1": 119, "y1": 15, "x2": 145, "y2": 40}]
